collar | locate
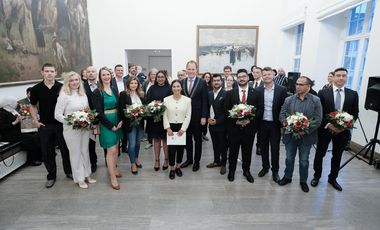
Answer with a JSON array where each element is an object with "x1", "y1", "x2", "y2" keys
[
  {"x1": 213, "y1": 88, "x2": 222, "y2": 95},
  {"x1": 264, "y1": 83, "x2": 274, "y2": 90},
  {"x1": 238, "y1": 85, "x2": 248, "y2": 92},
  {"x1": 332, "y1": 84, "x2": 344, "y2": 92}
]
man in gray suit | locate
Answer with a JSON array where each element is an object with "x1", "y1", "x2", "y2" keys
[{"x1": 278, "y1": 76, "x2": 322, "y2": 193}]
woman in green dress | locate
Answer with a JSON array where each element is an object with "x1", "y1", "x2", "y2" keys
[{"x1": 92, "y1": 67, "x2": 123, "y2": 190}]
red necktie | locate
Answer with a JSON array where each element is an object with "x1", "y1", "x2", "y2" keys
[{"x1": 241, "y1": 89, "x2": 246, "y2": 103}]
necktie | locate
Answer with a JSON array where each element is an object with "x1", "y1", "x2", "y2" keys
[
  {"x1": 254, "y1": 81, "x2": 258, "y2": 88},
  {"x1": 188, "y1": 79, "x2": 194, "y2": 94},
  {"x1": 335, "y1": 89, "x2": 341, "y2": 110},
  {"x1": 241, "y1": 89, "x2": 246, "y2": 103}
]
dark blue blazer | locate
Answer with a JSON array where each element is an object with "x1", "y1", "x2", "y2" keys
[
  {"x1": 208, "y1": 89, "x2": 227, "y2": 131},
  {"x1": 181, "y1": 77, "x2": 209, "y2": 119}
]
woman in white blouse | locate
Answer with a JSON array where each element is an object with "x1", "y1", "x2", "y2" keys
[
  {"x1": 54, "y1": 72, "x2": 96, "y2": 189},
  {"x1": 163, "y1": 80, "x2": 191, "y2": 179}
]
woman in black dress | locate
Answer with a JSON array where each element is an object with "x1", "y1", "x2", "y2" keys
[{"x1": 145, "y1": 70, "x2": 171, "y2": 171}]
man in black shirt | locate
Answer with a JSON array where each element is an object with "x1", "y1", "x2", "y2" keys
[{"x1": 30, "y1": 63, "x2": 72, "y2": 188}]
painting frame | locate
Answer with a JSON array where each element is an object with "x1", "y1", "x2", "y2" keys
[{"x1": 196, "y1": 25, "x2": 259, "y2": 75}]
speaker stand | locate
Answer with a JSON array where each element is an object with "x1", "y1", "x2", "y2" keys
[{"x1": 340, "y1": 112, "x2": 380, "y2": 170}]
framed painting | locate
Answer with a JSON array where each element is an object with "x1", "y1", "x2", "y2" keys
[
  {"x1": 0, "y1": 0, "x2": 92, "y2": 86},
  {"x1": 197, "y1": 25, "x2": 258, "y2": 74}
]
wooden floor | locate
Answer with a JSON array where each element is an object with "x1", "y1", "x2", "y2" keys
[{"x1": 1, "y1": 136, "x2": 380, "y2": 230}]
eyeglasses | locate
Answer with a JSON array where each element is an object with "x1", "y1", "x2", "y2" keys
[{"x1": 295, "y1": 83, "x2": 308, "y2": 86}]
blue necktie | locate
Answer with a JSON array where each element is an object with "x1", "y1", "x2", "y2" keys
[{"x1": 335, "y1": 89, "x2": 341, "y2": 110}]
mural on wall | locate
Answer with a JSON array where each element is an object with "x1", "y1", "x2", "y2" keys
[
  {"x1": 197, "y1": 25, "x2": 258, "y2": 74},
  {"x1": 0, "y1": 0, "x2": 92, "y2": 84}
]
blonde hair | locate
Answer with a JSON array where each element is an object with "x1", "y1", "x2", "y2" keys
[
  {"x1": 125, "y1": 76, "x2": 144, "y2": 98},
  {"x1": 61, "y1": 71, "x2": 85, "y2": 96}
]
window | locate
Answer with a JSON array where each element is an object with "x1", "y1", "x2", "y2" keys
[
  {"x1": 342, "y1": 0, "x2": 376, "y2": 90},
  {"x1": 294, "y1": 23, "x2": 304, "y2": 72}
]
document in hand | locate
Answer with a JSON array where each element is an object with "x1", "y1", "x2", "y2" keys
[{"x1": 166, "y1": 132, "x2": 186, "y2": 145}]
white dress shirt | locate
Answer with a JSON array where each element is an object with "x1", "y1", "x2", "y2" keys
[
  {"x1": 263, "y1": 84, "x2": 274, "y2": 121},
  {"x1": 238, "y1": 86, "x2": 248, "y2": 103}
]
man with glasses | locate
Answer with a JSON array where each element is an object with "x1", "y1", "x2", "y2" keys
[{"x1": 278, "y1": 76, "x2": 322, "y2": 192}]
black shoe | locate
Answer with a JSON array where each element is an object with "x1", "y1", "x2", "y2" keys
[
  {"x1": 220, "y1": 166, "x2": 226, "y2": 175},
  {"x1": 192, "y1": 162, "x2": 200, "y2": 172},
  {"x1": 169, "y1": 170, "x2": 175, "y2": 180},
  {"x1": 136, "y1": 163, "x2": 143, "y2": 169},
  {"x1": 310, "y1": 178, "x2": 319, "y2": 187},
  {"x1": 227, "y1": 171, "x2": 235, "y2": 182},
  {"x1": 243, "y1": 171, "x2": 254, "y2": 183},
  {"x1": 278, "y1": 177, "x2": 292, "y2": 186},
  {"x1": 180, "y1": 160, "x2": 193, "y2": 168},
  {"x1": 30, "y1": 160, "x2": 42, "y2": 166},
  {"x1": 66, "y1": 174, "x2": 73, "y2": 180},
  {"x1": 300, "y1": 182, "x2": 309, "y2": 192},
  {"x1": 328, "y1": 178, "x2": 343, "y2": 191},
  {"x1": 206, "y1": 162, "x2": 221, "y2": 168},
  {"x1": 45, "y1": 179, "x2": 55, "y2": 188},
  {"x1": 258, "y1": 168, "x2": 269, "y2": 177},
  {"x1": 175, "y1": 168, "x2": 183, "y2": 177},
  {"x1": 91, "y1": 164, "x2": 97, "y2": 173},
  {"x1": 256, "y1": 147, "x2": 261, "y2": 155},
  {"x1": 272, "y1": 173, "x2": 280, "y2": 183}
]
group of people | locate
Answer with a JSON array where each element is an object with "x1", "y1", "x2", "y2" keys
[{"x1": 0, "y1": 60, "x2": 358, "y2": 193}]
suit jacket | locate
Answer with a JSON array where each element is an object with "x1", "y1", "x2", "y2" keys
[
  {"x1": 111, "y1": 77, "x2": 127, "y2": 93},
  {"x1": 92, "y1": 87, "x2": 120, "y2": 130},
  {"x1": 224, "y1": 86, "x2": 263, "y2": 135},
  {"x1": 208, "y1": 89, "x2": 227, "y2": 132},
  {"x1": 182, "y1": 77, "x2": 209, "y2": 119},
  {"x1": 248, "y1": 80, "x2": 264, "y2": 88},
  {"x1": 124, "y1": 74, "x2": 145, "y2": 85},
  {"x1": 256, "y1": 84, "x2": 288, "y2": 127},
  {"x1": 118, "y1": 92, "x2": 145, "y2": 132},
  {"x1": 318, "y1": 86, "x2": 359, "y2": 129}
]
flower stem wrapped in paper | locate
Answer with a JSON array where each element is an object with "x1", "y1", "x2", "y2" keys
[
  {"x1": 145, "y1": 100, "x2": 166, "y2": 122},
  {"x1": 65, "y1": 109, "x2": 98, "y2": 130},
  {"x1": 124, "y1": 104, "x2": 146, "y2": 126},
  {"x1": 283, "y1": 112, "x2": 316, "y2": 139},
  {"x1": 328, "y1": 110, "x2": 355, "y2": 132},
  {"x1": 228, "y1": 103, "x2": 256, "y2": 121}
]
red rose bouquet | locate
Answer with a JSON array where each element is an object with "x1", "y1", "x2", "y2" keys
[
  {"x1": 283, "y1": 112, "x2": 316, "y2": 139},
  {"x1": 65, "y1": 109, "x2": 98, "y2": 130}
]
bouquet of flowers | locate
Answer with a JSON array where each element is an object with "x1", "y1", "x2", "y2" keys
[
  {"x1": 228, "y1": 103, "x2": 256, "y2": 121},
  {"x1": 124, "y1": 104, "x2": 146, "y2": 126},
  {"x1": 145, "y1": 100, "x2": 166, "y2": 122},
  {"x1": 65, "y1": 109, "x2": 98, "y2": 130},
  {"x1": 19, "y1": 104, "x2": 31, "y2": 116},
  {"x1": 283, "y1": 112, "x2": 316, "y2": 139},
  {"x1": 328, "y1": 110, "x2": 355, "y2": 130}
]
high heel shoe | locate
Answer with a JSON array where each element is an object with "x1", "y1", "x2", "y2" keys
[
  {"x1": 162, "y1": 158, "x2": 169, "y2": 170},
  {"x1": 110, "y1": 178, "x2": 120, "y2": 190},
  {"x1": 154, "y1": 159, "x2": 160, "y2": 171},
  {"x1": 131, "y1": 164, "x2": 138, "y2": 175}
]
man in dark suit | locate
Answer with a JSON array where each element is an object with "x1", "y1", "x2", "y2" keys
[
  {"x1": 256, "y1": 67, "x2": 288, "y2": 182},
  {"x1": 206, "y1": 74, "x2": 228, "y2": 175},
  {"x1": 124, "y1": 64, "x2": 144, "y2": 85},
  {"x1": 225, "y1": 68, "x2": 263, "y2": 183},
  {"x1": 83, "y1": 66, "x2": 99, "y2": 172},
  {"x1": 311, "y1": 67, "x2": 359, "y2": 191},
  {"x1": 180, "y1": 60, "x2": 208, "y2": 171},
  {"x1": 111, "y1": 64, "x2": 127, "y2": 93},
  {"x1": 222, "y1": 65, "x2": 237, "y2": 89}
]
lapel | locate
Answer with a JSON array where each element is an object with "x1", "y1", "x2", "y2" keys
[
  {"x1": 327, "y1": 87, "x2": 335, "y2": 109},
  {"x1": 342, "y1": 87, "x2": 350, "y2": 111},
  {"x1": 189, "y1": 77, "x2": 200, "y2": 98},
  {"x1": 272, "y1": 85, "x2": 278, "y2": 108}
]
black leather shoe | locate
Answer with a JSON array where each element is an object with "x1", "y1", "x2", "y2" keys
[
  {"x1": 278, "y1": 177, "x2": 292, "y2": 186},
  {"x1": 300, "y1": 182, "x2": 309, "y2": 192},
  {"x1": 45, "y1": 179, "x2": 55, "y2": 188},
  {"x1": 66, "y1": 174, "x2": 73, "y2": 180},
  {"x1": 258, "y1": 168, "x2": 269, "y2": 177},
  {"x1": 192, "y1": 162, "x2": 200, "y2": 172},
  {"x1": 206, "y1": 162, "x2": 221, "y2": 168},
  {"x1": 220, "y1": 166, "x2": 226, "y2": 175},
  {"x1": 227, "y1": 171, "x2": 235, "y2": 182},
  {"x1": 243, "y1": 171, "x2": 254, "y2": 183},
  {"x1": 169, "y1": 170, "x2": 175, "y2": 180},
  {"x1": 175, "y1": 168, "x2": 183, "y2": 177},
  {"x1": 328, "y1": 178, "x2": 343, "y2": 191},
  {"x1": 272, "y1": 173, "x2": 280, "y2": 183},
  {"x1": 136, "y1": 163, "x2": 143, "y2": 169},
  {"x1": 310, "y1": 178, "x2": 319, "y2": 187},
  {"x1": 30, "y1": 160, "x2": 42, "y2": 166},
  {"x1": 180, "y1": 160, "x2": 193, "y2": 168}
]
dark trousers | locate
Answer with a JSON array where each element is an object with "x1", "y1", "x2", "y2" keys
[
  {"x1": 185, "y1": 119, "x2": 202, "y2": 163},
  {"x1": 201, "y1": 124, "x2": 208, "y2": 136},
  {"x1": 260, "y1": 121, "x2": 281, "y2": 173},
  {"x1": 228, "y1": 131, "x2": 255, "y2": 172},
  {"x1": 313, "y1": 129, "x2": 350, "y2": 180},
  {"x1": 21, "y1": 132, "x2": 42, "y2": 162},
  {"x1": 209, "y1": 128, "x2": 227, "y2": 166},
  {"x1": 39, "y1": 124, "x2": 71, "y2": 180},
  {"x1": 168, "y1": 123, "x2": 184, "y2": 166},
  {"x1": 89, "y1": 138, "x2": 97, "y2": 166},
  {"x1": 255, "y1": 128, "x2": 262, "y2": 150}
]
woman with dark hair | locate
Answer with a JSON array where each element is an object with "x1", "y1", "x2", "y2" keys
[
  {"x1": 163, "y1": 80, "x2": 191, "y2": 179},
  {"x1": 146, "y1": 70, "x2": 172, "y2": 171},
  {"x1": 119, "y1": 76, "x2": 145, "y2": 175},
  {"x1": 92, "y1": 67, "x2": 123, "y2": 190},
  {"x1": 202, "y1": 72, "x2": 213, "y2": 92}
]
